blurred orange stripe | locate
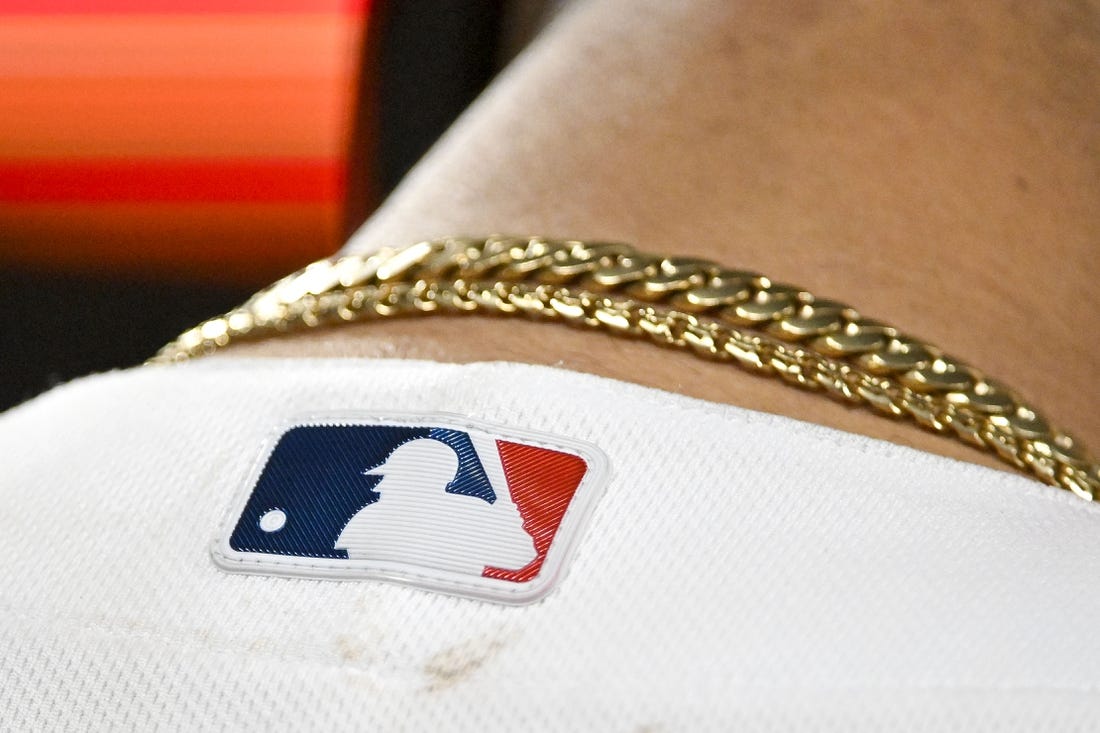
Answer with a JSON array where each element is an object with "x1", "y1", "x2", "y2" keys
[
  {"x1": 0, "y1": 201, "x2": 342, "y2": 283},
  {"x1": 0, "y1": 76, "x2": 355, "y2": 158},
  {"x1": 0, "y1": 15, "x2": 362, "y2": 78},
  {"x1": 0, "y1": 0, "x2": 369, "y2": 13}
]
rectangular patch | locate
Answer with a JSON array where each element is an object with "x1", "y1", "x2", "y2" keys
[{"x1": 212, "y1": 413, "x2": 608, "y2": 604}]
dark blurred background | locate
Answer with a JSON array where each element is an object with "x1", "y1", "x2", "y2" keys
[{"x1": 0, "y1": 1, "x2": 561, "y2": 411}]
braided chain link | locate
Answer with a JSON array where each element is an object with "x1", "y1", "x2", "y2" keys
[{"x1": 151, "y1": 235, "x2": 1100, "y2": 500}]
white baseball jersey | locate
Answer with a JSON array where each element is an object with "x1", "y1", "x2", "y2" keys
[{"x1": 2, "y1": 359, "x2": 1097, "y2": 731}]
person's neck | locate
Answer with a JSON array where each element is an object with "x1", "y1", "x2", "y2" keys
[{"x1": 227, "y1": 0, "x2": 1100, "y2": 473}]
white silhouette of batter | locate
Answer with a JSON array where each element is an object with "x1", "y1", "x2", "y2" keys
[{"x1": 334, "y1": 438, "x2": 537, "y2": 575}]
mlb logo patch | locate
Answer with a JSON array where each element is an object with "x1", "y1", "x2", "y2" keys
[{"x1": 212, "y1": 414, "x2": 608, "y2": 604}]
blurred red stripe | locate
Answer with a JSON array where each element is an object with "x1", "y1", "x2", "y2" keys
[
  {"x1": 0, "y1": 159, "x2": 345, "y2": 203},
  {"x1": 0, "y1": 0, "x2": 369, "y2": 13}
]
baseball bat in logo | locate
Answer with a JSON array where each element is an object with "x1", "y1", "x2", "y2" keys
[{"x1": 212, "y1": 414, "x2": 608, "y2": 604}]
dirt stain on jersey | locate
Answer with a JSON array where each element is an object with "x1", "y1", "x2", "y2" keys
[{"x1": 423, "y1": 634, "x2": 514, "y2": 692}]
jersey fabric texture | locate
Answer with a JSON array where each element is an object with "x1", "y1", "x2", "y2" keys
[{"x1": 2, "y1": 358, "x2": 1099, "y2": 731}]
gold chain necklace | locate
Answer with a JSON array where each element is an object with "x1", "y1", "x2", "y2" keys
[{"x1": 152, "y1": 235, "x2": 1100, "y2": 500}]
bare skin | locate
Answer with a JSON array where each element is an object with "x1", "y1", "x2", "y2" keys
[{"x1": 231, "y1": 1, "x2": 1100, "y2": 473}]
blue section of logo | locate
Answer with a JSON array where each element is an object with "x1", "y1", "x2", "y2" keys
[
  {"x1": 427, "y1": 427, "x2": 496, "y2": 504},
  {"x1": 229, "y1": 424, "x2": 497, "y2": 559}
]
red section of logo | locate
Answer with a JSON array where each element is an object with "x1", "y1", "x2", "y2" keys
[{"x1": 483, "y1": 440, "x2": 589, "y2": 583}]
